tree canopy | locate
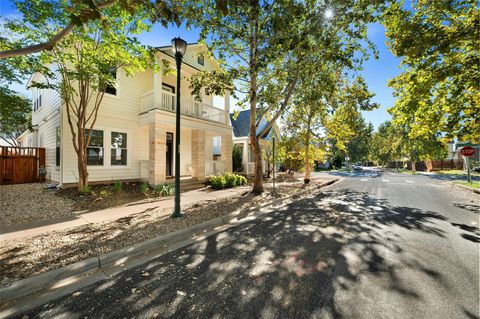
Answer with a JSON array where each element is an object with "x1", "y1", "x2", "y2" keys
[
  {"x1": 0, "y1": 86, "x2": 31, "y2": 146},
  {"x1": 383, "y1": 0, "x2": 479, "y2": 142},
  {"x1": 183, "y1": 0, "x2": 383, "y2": 192},
  {"x1": 1, "y1": 0, "x2": 159, "y2": 188}
]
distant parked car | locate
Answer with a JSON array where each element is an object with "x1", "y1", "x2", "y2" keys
[{"x1": 352, "y1": 164, "x2": 363, "y2": 171}]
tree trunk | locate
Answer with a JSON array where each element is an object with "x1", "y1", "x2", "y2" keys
[
  {"x1": 249, "y1": 11, "x2": 263, "y2": 194},
  {"x1": 77, "y1": 127, "x2": 88, "y2": 189},
  {"x1": 411, "y1": 160, "x2": 416, "y2": 173}
]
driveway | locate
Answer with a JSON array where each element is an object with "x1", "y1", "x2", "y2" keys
[{"x1": 12, "y1": 170, "x2": 479, "y2": 319}]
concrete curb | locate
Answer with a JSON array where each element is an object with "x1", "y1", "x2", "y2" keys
[
  {"x1": 0, "y1": 178, "x2": 339, "y2": 318},
  {"x1": 451, "y1": 182, "x2": 480, "y2": 194}
]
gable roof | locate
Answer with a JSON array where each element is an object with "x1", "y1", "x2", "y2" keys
[{"x1": 230, "y1": 109, "x2": 276, "y2": 140}]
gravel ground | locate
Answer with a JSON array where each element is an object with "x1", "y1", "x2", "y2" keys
[
  {"x1": 0, "y1": 184, "x2": 75, "y2": 225},
  {"x1": 0, "y1": 181, "x2": 319, "y2": 286}
]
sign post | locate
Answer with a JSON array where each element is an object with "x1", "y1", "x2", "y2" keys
[{"x1": 460, "y1": 146, "x2": 476, "y2": 183}]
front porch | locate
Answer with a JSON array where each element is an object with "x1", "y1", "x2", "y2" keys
[{"x1": 141, "y1": 112, "x2": 232, "y2": 185}]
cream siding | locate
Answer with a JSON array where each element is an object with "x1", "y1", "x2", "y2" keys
[{"x1": 61, "y1": 70, "x2": 151, "y2": 184}]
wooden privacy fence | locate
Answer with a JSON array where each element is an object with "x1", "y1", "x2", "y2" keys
[{"x1": 0, "y1": 147, "x2": 46, "y2": 185}]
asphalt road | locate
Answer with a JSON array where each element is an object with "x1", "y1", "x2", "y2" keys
[{"x1": 13, "y1": 169, "x2": 480, "y2": 319}]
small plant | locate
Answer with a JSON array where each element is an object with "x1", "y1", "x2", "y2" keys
[
  {"x1": 224, "y1": 172, "x2": 237, "y2": 188},
  {"x1": 99, "y1": 189, "x2": 111, "y2": 198},
  {"x1": 140, "y1": 182, "x2": 150, "y2": 195},
  {"x1": 210, "y1": 174, "x2": 226, "y2": 190},
  {"x1": 236, "y1": 175, "x2": 247, "y2": 186},
  {"x1": 113, "y1": 181, "x2": 123, "y2": 192},
  {"x1": 79, "y1": 185, "x2": 92, "y2": 195},
  {"x1": 154, "y1": 184, "x2": 175, "y2": 196}
]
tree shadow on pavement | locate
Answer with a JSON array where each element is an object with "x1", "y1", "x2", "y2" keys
[
  {"x1": 13, "y1": 190, "x2": 479, "y2": 319},
  {"x1": 454, "y1": 203, "x2": 480, "y2": 214}
]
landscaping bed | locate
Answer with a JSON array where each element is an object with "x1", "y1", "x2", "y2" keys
[
  {"x1": 0, "y1": 184, "x2": 75, "y2": 226},
  {"x1": 56, "y1": 182, "x2": 165, "y2": 212},
  {"x1": 0, "y1": 179, "x2": 326, "y2": 286},
  {"x1": 0, "y1": 182, "x2": 174, "y2": 226}
]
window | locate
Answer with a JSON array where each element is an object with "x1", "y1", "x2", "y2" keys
[
  {"x1": 86, "y1": 129, "x2": 104, "y2": 165},
  {"x1": 197, "y1": 54, "x2": 204, "y2": 65},
  {"x1": 101, "y1": 67, "x2": 117, "y2": 95},
  {"x1": 111, "y1": 132, "x2": 127, "y2": 165},
  {"x1": 56, "y1": 127, "x2": 61, "y2": 166},
  {"x1": 33, "y1": 90, "x2": 42, "y2": 112}
]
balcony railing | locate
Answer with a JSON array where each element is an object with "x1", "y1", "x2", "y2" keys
[{"x1": 140, "y1": 91, "x2": 226, "y2": 124}]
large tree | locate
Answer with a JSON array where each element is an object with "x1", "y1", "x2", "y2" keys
[
  {"x1": 383, "y1": 0, "x2": 479, "y2": 142},
  {"x1": 369, "y1": 121, "x2": 403, "y2": 165},
  {"x1": 0, "y1": 0, "x2": 183, "y2": 59},
  {"x1": 185, "y1": 0, "x2": 382, "y2": 193},
  {"x1": 0, "y1": 86, "x2": 32, "y2": 146},
  {"x1": 2, "y1": 0, "x2": 157, "y2": 189},
  {"x1": 323, "y1": 77, "x2": 378, "y2": 164}
]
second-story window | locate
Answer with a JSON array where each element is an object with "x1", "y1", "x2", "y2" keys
[
  {"x1": 197, "y1": 54, "x2": 204, "y2": 66},
  {"x1": 85, "y1": 129, "x2": 104, "y2": 165},
  {"x1": 100, "y1": 67, "x2": 117, "y2": 96},
  {"x1": 33, "y1": 90, "x2": 42, "y2": 112}
]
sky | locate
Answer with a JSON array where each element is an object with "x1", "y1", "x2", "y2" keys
[{"x1": 1, "y1": 2, "x2": 403, "y2": 129}]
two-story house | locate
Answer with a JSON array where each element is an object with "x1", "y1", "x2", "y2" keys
[{"x1": 18, "y1": 43, "x2": 233, "y2": 187}]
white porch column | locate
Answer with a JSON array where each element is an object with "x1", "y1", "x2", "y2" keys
[
  {"x1": 224, "y1": 89, "x2": 231, "y2": 125},
  {"x1": 243, "y1": 140, "x2": 249, "y2": 174},
  {"x1": 153, "y1": 62, "x2": 163, "y2": 108},
  {"x1": 191, "y1": 129, "x2": 206, "y2": 181},
  {"x1": 221, "y1": 132, "x2": 233, "y2": 173},
  {"x1": 149, "y1": 113, "x2": 166, "y2": 185}
]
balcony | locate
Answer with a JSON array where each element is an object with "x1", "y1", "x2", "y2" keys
[{"x1": 140, "y1": 90, "x2": 227, "y2": 124}]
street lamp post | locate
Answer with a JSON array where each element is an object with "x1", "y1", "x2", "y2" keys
[
  {"x1": 171, "y1": 37, "x2": 187, "y2": 218},
  {"x1": 272, "y1": 136, "x2": 276, "y2": 194}
]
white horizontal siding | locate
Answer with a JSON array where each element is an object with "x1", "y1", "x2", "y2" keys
[
  {"x1": 37, "y1": 111, "x2": 60, "y2": 183},
  {"x1": 60, "y1": 69, "x2": 152, "y2": 184}
]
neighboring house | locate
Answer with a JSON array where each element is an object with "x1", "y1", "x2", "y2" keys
[
  {"x1": 17, "y1": 43, "x2": 233, "y2": 186},
  {"x1": 443, "y1": 141, "x2": 480, "y2": 162},
  {"x1": 230, "y1": 109, "x2": 281, "y2": 176}
]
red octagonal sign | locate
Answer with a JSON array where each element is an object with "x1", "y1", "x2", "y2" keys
[{"x1": 460, "y1": 146, "x2": 476, "y2": 157}]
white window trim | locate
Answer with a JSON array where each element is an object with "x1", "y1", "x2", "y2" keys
[
  {"x1": 86, "y1": 126, "x2": 131, "y2": 170},
  {"x1": 110, "y1": 131, "x2": 128, "y2": 166},
  {"x1": 103, "y1": 69, "x2": 121, "y2": 99}
]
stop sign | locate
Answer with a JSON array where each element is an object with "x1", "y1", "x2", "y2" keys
[{"x1": 460, "y1": 146, "x2": 476, "y2": 157}]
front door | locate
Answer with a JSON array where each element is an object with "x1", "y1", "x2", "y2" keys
[{"x1": 166, "y1": 132, "x2": 173, "y2": 176}]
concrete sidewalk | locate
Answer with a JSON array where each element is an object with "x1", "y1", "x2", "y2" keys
[{"x1": 0, "y1": 186, "x2": 251, "y2": 241}]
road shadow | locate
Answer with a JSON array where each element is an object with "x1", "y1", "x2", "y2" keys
[
  {"x1": 454, "y1": 203, "x2": 480, "y2": 214},
  {"x1": 10, "y1": 190, "x2": 478, "y2": 319}
]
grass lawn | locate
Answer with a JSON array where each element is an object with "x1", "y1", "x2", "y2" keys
[
  {"x1": 453, "y1": 181, "x2": 480, "y2": 189},
  {"x1": 395, "y1": 168, "x2": 416, "y2": 175},
  {"x1": 436, "y1": 169, "x2": 480, "y2": 177}
]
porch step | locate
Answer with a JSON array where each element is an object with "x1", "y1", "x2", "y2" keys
[{"x1": 165, "y1": 178, "x2": 206, "y2": 192}]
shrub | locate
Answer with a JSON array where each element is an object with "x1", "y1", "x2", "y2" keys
[
  {"x1": 236, "y1": 175, "x2": 247, "y2": 186},
  {"x1": 154, "y1": 184, "x2": 175, "y2": 196},
  {"x1": 140, "y1": 182, "x2": 149, "y2": 195},
  {"x1": 99, "y1": 189, "x2": 111, "y2": 198},
  {"x1": 79, "y1": 185, "x2": 92, "y2": 195},
  {"x1": 224, "y1": 172, "x2": 237, "y2": 188},
  {"x1": 113, "y1": 181, "x2": 122, "y2": 192},
  {"x1": 210, "y1": 173, "x2": 246, "y2": 189},
  {"x1": 210, "y1": 175, "x2": 226, "y2": 190}
]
